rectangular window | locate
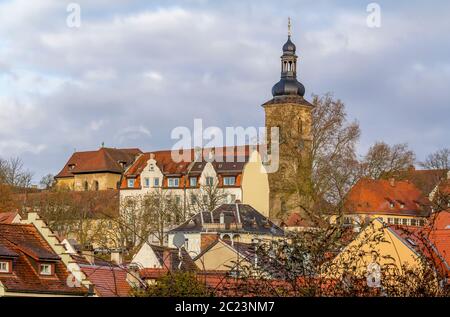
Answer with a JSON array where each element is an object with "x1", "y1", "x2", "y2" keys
[
  {"x1": 419, "y1": 219, "x2": 425, "y2": 227},
  {"x1": 190, "y1": 177, "x2": 197, "y2": 187},
  {"x1": 388, "y1": 218, "x2": 394, "y2": 224},
  {"x1": 144, "y1": 178, "x2": 150, "y2": 188},
  {"x1": 127, "y1": 179, "x2": 135, "y2": 188},
  {"x1": 411, "y1": 219, "x2": 417, "y2": 227},
  {"x1": 402, "y1": 218, "x2": 408, "y2": 226},
  {"x1": 39, "y1": 264, "x2": 52, "y2": 276},
  {"x1": 0, "y1": 261, "x2": 10, "y2": 273},
  {"x1": 394, "y1": 218, "x2": 400, "y2": 225},
  {"x1": 223, "y1": 176, "x2": 236, "y2": 186},
  {"x1": 205, "y1": 177, "x2": 214, "y2": 186},
  {"x1": 168, "y1": 178, "x2": 179, "y2": 188},
  {"x1": 154, "y1": 177, "x2": 160, "y2": 187}
]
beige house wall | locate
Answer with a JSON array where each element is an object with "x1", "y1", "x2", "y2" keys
[
  {"x1": 73, "y1": 173, "x2": 121, "y2": 191},
  {"x1": 242, "y1": 151, "x2": 270, "y2": 218},
  {"x1": 326, "y1": 219, "x2": 421, "y2": 279},
  {"x1": 194, "y1": 240, "x2": 252, "y2": 271}
]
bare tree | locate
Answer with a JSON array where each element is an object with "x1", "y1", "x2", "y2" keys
[
  {"x1": 361, "y1": 142, "x2": 416, "y2": 180},
  {"x1": 188, "y1": 182, "x2": 228, "y2": 214},
  {"x1": 117, "y1": 190, "x2": 184, "y2": 249},
  {"x1": 0, "y1": 157, "x2": 34, "y2": 188},
  {"x1": 39, "y1": 174, "x2": 55, "y2": 190},
  {"x1": 420, "y1": 148, "x2": 450, "y2": 170}
]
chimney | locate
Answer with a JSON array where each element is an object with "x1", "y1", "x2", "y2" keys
[
  {"x1": 194, "y1": 147, "x2": 202, "y2": 162},
  {"x1": 126, "y1": 263, "x2": 141, "y2": 289},
  {"x1": 162, "y1": 249, "x2": 172, "y2": 271},
  {"x1": 201, "y1": 233, "x2": 219, "y2": 252},
  {"x1": 389, "y1": 178, "x2": 396, "y2": 187},
  {"x1": 111, "y1": 249, "x2": 124, "y2": 265},
  {"x1": 82, "y1": 244, "x2": 95, "y2": 265}
]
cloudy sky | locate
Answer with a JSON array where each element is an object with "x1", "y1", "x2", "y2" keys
[{"x1": 0, "y1": 0, "x2": 449, "y2": 182}]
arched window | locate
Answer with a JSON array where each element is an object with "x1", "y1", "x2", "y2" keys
[
  {"x1": 94, "y1": 181, "x2": 99, "y2": 191},
  {"x1": 83, "y1": 181, "x2": 89, "y2": 191},
  {"x1": 222, "y1": 234, "x2": 231, "y2": 241},
  {"x1": 289, "y1": 61, "x2": 292, "y2": 71}
]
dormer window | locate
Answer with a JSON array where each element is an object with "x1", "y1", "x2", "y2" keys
[
  {"x1": 39, "y1": 263, "x2": 53, "y2": 276},
  {"x1": 0, "y1": 260, "x2": 11, "y2": 273},
  {"x1": 389, "y1": 202, "x2": 395, "y2": 209},
  {"x1": 118, "y1": 161, "x2": 127, "y2": 169},
  {"x1": 68, "y1": 164, "x2": 76, "y2": 171},
  {"x1": 168, "y1": 178, "x2": 179, "y2": 188},
  {"x1": 128, "y1": 178, "x2": 135, "y2": 188},
  {"x1": 223, "y1": 176, "x2": 236, "y2": 186}
]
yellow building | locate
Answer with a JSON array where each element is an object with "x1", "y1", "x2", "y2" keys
[{"x1": 55, "y1": 147, "x2": 141, "y2": 191}]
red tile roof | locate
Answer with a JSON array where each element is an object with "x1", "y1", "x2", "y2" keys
[
  {"x1": 0, "y1": 212, "x2": 19, "y2": 224},
  {"x1": 345, "y1": 178, "x2": 430, "y2": 217},
  {"x1": 388, "y1": 211, "x2": 450, "y2": 284},
  {"x1": 121, "y1": 146, "x2": 253, "y2": 189},
  {"x1": 80, "y1": 265, "x2": 131, "y2": 297},
  {"x1": 55, "y1": 147, "x2": 142, "y2": 178},
  {"x1": 0, "y1": 223, "x2": 88, "y2": 296}
]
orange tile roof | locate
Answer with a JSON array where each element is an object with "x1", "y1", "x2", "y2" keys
[
  {"x1": 80, "y1": 265, "x2": 131, "y2": 297},
  {"x1": 0, "y1": 223, "x2": 88, "y2": 296},
  {"x1": 121, "y1": 146, "x2": 253, "y2": 189},
  {"x1": 388, "y1": 211, "x2": 450, "y2": 284},
  {"x1": 0, "y1": 212, "x2": 19, "y2": 224},
  {"x1": 345, "y1": 178, "x2": 430, "y2": 217},
  {"x1": 55, "y1": 147, "x2": 142, "y2": 178}
]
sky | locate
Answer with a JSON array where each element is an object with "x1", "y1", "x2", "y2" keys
[{"x1": 0, "y1": 0, "x2": 449, "y2": 183}]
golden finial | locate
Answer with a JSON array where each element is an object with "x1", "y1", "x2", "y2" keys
[{"x1": 288, "y1": 17, "x2": 292, "y2": 37}]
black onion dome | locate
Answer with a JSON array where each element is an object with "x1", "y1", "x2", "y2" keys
[
  {"x1": 282, "y1": 36, "x2": 296, "y2": 54},
  {"x1": 272, "y1": 78, "x2": 305, "y2": 97}
]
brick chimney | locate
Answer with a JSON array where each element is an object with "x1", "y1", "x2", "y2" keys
[
  {"x1": 200, "y1": 233, "x2": 219, "y2": 252},
  {"x1": 82, "y1": 244, "x2": 95, "y2": 264},
  {"x1": 111, "y1": 249, "x2": 123, "y2": 265},
  {"x1": 162, "y1": 249, "x2": 173, "y2": 271},
  {"x1": 389, "y1": 178, "x2": 396, "y2": 187}
]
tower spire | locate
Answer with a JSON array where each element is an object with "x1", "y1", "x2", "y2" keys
[{"x1": 288, "y1": 17, "x2": 292, "y2": 37}]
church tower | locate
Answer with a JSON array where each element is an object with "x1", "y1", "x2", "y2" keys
[{"x1": 263, "y1": 19, "x2": 314, "y2": 221}]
